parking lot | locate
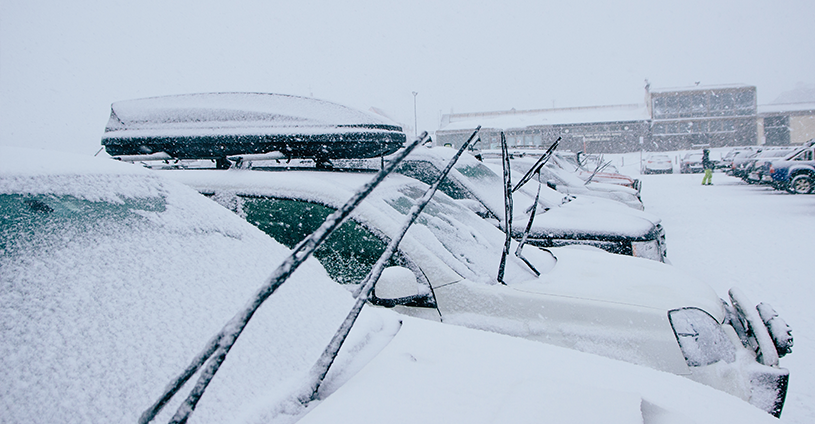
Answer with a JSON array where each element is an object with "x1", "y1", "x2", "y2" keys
[{"x1": 622, "y1": 163, "x2": 815, "y2": 423}]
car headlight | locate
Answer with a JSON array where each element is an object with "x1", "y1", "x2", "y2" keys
[
  {"x1": 631, "y1": 239, "x2": 662, "y2": 261},
  {"x1": 669, "y1": 308, "x2": 736, "y2": 367}
]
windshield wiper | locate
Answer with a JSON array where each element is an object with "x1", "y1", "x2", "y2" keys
[
  {"x1": 140, "y1": 133, "x2": 429, "y2": 424},
  {"x1": 510, "y1": 138, "x2": 560, "y2": 278},
  {"x1": 297, "y1": 126, "x2": 482, "y2": 405}
]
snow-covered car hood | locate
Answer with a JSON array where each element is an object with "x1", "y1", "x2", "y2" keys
[
  {"x1": 294, "y1": 315, "x2": 778, "y2": 424},
  {"x1": 512, "y1": 245, "x2": 724, "y2": 320}
]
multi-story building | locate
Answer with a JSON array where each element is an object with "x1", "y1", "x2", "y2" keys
[
  {"x1": 436, "y1": 83, "x2": 811, "y2": 153},
  {"x1": 647, "y1": 84, "x2": 758, "y2": 149}
]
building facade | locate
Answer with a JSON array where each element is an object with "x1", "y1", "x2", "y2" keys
[
  {"x1": 437, "y1": 83, "x2": 814, "y2": 153},
  {"x1": 436, "y1": 104, "x2": 651, "y2": 153},
  {"x1": 758, "y1": 102, "x2": 815, "y2": 146},
  {"x1": 647, "y1": 84, "x2": 758, "y2": 150}
]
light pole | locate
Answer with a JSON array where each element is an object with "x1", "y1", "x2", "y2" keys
[{"x1": 412, "y1": 91, "x2": 418, "y2": 137}]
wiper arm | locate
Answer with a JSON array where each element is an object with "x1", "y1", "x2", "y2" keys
[
  {"x1": 297, "y1": 126, "x2": 482, "y2": 405},
  {"x1": 140, "y1": 133, "x2": 429, "y2": 424}
]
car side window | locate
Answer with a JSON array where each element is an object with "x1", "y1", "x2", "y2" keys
[
  {"x1": 397, "y1": 160, "x2": 472, "y2": 200},
  {"x1": 793, "y1": 150, "x2": 813, "y2": 161},
  {"x1": 237, "y1": 196, "x2": 427, "y2": 289}
]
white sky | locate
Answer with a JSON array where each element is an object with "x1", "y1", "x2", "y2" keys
[{"x1": 1, "y1": 0, "x2": 814, "y2": 154}]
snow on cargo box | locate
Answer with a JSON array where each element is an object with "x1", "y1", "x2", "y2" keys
[{"x1": 101, "y1": 92, "x2": 407, "y2": 164}]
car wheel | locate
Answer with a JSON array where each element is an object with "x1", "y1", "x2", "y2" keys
[{"x1": 789, "y1": 174, "x2": 813, "y2": 194}]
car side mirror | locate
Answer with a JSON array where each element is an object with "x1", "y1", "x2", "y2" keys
[
  {"x1": 375, "y1": 266, "x2": 419, "y2": 300},
  {"x1": 371, "y1": 267, "x2": 438, "y2": 309}
]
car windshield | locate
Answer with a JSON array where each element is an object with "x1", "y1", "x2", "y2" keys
[
  {"x1": 0, "y1": 171, "x2": 368, "y2": 423},
  {"x1": 1, "y1": 193, "x2": 165, "y2": 256}
]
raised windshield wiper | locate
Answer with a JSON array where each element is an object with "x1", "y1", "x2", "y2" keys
[
  {"x1": 505, "y1": 137, "x2": 560, "y2": 278},
  {"x1": 140, "y1": 133, "x2": 429, "y2": 424},
  {"x1": 297, "y1": 126, "x2": 481, "y2": 405}
]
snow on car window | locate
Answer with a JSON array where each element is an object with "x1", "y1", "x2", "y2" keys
[
  {"x1": 0, "y1": 193, "x2": 164, "y2": 257},
  {"x1": 384, "y1": 184, "x2": 537, "y2": 286},
  {"x1": 0, "y1": 167, "x2": 360, "y2": 423}
]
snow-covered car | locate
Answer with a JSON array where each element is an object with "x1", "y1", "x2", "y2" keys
[
  {"x1": 163, "y1": 165, "x2": 792, "y2": 416},
  {"x1": 680, "y1": 152, "x2": 705, "y2": 173},
  {"x1": 295, "y1": 315, "x2": 781, "y2": 424},
  {"x1": 730, "y1": 150, "x2": 761, "y2": 178},
  {"x1": 641, "y1": 154, "x2": 674, "y2": 174},
  {"x1": 552, "y1": 151, "x2": 641, "y2": 189},
  {"x1": 721, "y1": 146, "x2": 758, "y2": 172},
  {"x1": 504, "y1": 153, "x2": 645, "y2": 210},
  {"x1": 744, "y1": 147, "x2": 799, "y2": 184},
  {"x1": 387, "y1": 146, "x2": 665, "y2": 262},
  {"x1": 1, "y1": 146, "x2": 783, "y2": 424},
  {"x1": 0, "y1": 146, "x2": 375, "y2": 422}
]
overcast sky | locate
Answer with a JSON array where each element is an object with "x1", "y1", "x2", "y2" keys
[{"x1": 2, "y1": 0, "x2": 814, "y2": 154}]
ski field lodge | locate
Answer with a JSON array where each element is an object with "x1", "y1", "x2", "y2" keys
[{"x1": 436, "y1": 84, "x2": 815, "y2": 153}]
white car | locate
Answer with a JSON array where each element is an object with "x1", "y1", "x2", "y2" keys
[
  {"x1": 642, "y1": 154, "x2": 674, "y2": 174},
  {"x1": 482, "y1": 149, "x2": 646, "y2": 210},
  {"x1": 164, "y1": 164, "x2": 792, "y2": 416}
]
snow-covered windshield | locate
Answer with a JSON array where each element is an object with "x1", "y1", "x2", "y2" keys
[
  {"x1": 1, "y1": 149, "x2": 362, "y2": 423},
  {"x1": 756, "y1": 149, "x2": 796, "y2": 158}
]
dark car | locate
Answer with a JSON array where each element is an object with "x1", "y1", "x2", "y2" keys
[
  {"x1": 769, "y1": 142, "x2": 815, "y2": 194},
  {"x1": 680, "y1": 152, "x2": 705, "y2": 173},
  {"x1": 744, "y1": 147, "x2": 799, "y2": 184}
]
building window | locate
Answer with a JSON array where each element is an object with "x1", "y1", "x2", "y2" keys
[
  {"x1": 692, "y1": 94, "x2": 707, "y2": 116},
  {"x1": 764, "y1": 116, "x2": 790, "y2": 145}
]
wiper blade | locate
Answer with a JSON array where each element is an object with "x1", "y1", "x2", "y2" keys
[
  {"x1": 140, "y1": 133, "x2": 429, "y2": 424},
  {"x1": 298, "y1": 126, "x2": 482, "y2": 405},
  {"x1": 512, "y1": 137, "x2": 560, "y2": 193}
]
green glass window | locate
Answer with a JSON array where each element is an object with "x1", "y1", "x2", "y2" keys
[
  {"x1": 397, "y1": 161, "x2": 473, "y2": 200},
  {"x1": 239, "y1": 197, "x2": 407, "y2": 285}
]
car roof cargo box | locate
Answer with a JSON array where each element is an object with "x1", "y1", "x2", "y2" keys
[{"x1": 101, "y1": 92, "x2": 407, "y2": 163}]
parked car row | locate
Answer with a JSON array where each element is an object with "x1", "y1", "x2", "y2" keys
[
  {"x1": 722, "y1": 143, "x2": 815, "y2": 194},
  {"x1": 1, "y1": 92, "x2": 795, "y2": 422}
]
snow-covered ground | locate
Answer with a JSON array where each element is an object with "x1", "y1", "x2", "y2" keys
[{"x1": 608, "y1": 151, "x2": 815, "y2": 423}]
